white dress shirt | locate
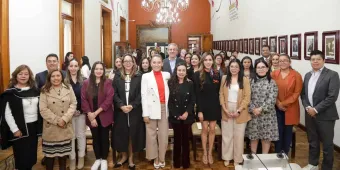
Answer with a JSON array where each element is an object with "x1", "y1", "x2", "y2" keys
[{"x1": 307, "y1": 67, "x2": 324, "y2": 112}]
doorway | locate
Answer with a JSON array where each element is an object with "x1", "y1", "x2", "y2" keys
[
  {"x1": 59, "y1": 0, "x2": 84, "y2": 66},
  {"x1": 0, "y1": 0, "x2": 10, "y2": 92},
  {"x1": 101, "y1": 6, "x2": 112, "y2": 68},
  {"x1": 120, "y1": 17, "x2": 126, "y2": 42}
]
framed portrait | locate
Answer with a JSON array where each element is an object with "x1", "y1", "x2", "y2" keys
[
  {"x1": 322, "y1": 30, "x2": 339, "y2": 64},
  {"x1": 229, "y1": 40, "x2": 232, "y2": 51},
  {"x1": 235, "y1": 39, "x2": 239, "y2": 52},
  {"x1": 223, "y1": 40, "x2": 227, "y2": 51},
  {"x1": 290, "y1": 34, "x2": 301, "y2": 60},
  {"x1": 213, "y1": 41, "x2": 216, "y2": 50},
  {"x1": 249, "y1": 38, "x2": 254, "y2": 55},
  {"x1": 255, "y1": 37, "x2": 261, "y2": 55},
  {"x1": 304, "y1": 31, "x2": 318, "y2": 60},
  {"x1": 278, "y1": 35, "x2": 288, "y2": 55},
  {"x1": 114, "y1": 41, "x2": 129, "y2": 59},
  {"x1": 239, "y1": 39, "x2": 243, "y2": 53},
  {"x1": 261, "y1": 37, "x2": 268, "y2": 48},
  {"x1": 226, "y1": 40, "x2": 229, "y2": 51},
  {"x1": 243, "y1": 39, "x2": 248, "y2": 54},
  {"x1": 232, "y1": 40, "x2": 235, "y2": 51},
  {"x1": 269, "y1": 36, "x2": 277, "y2": 53}
]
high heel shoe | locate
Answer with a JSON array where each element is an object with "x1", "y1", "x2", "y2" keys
[
  {"x1": 208, "y1": 155, "x2": 214, "y2": 164},
  {"x1": 202, "y1": 154, "x2": 208, "y2": 164},
  {"x1": 113, "y1": 159, "x2": 128, "y2": 168}
]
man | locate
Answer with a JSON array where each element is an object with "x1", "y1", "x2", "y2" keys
[
  {"x1": 156, "y1": 46, "x2": 166, "y2": 60},
  {"x1": 163, "y1": 43, "x2": 184, "y2": 75},
  {"x1": 232, "y1": 50, "x2": 239, "y2": 58},
  {"x1": 35, "y1": 53, "x2": 66, "y2": 165},
  {"x1": 255, "y1": 45, "x2": 271, "y2": 65},
  {"x1": 301, "y1": 50, "x2": 339, "y2": 170}
]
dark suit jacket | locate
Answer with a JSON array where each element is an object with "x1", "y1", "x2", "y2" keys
[
  {"x1": 163, "y1": 57, "x2": 185, "y2": 75},
  {"x1": 35, "y1": 70, "x2": 66, "y2": 90},
  {"x1": 168, "y1": 80, "x2": 196, "y2": 124},
  {"x1": 300, "y1": 67, "x2": 340, "y2": 120}
]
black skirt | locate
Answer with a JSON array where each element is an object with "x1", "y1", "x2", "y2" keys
[{"x1": 12, "y1": 122, "x2": 38, "y2": 169}]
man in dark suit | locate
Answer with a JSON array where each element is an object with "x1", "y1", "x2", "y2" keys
[
  {"x1": 255, "y1": 45, "x2": 271, "y2": 66},
  {"x1": 301, "y1": 50, "x2": 339, "y2": 170},
  {"x1": 35, "y1": 53, "x2": 66, "y2": 90},
  {"x1": 163, "y1": 43, "x2": 185, "y2": 75},
  {"x1": 35, "y1": 53, "x2": 66, "y2": 165}
]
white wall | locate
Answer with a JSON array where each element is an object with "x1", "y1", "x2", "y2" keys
[
  {"x1": 9, "y1": 0, "x2": 59, "y2": 75},
  {"x1": 211, "y1": 0, "x2": 340, "y2": 146},
  {"x1": 84, "y1": 0, "x2": 128, "y2": 67}
]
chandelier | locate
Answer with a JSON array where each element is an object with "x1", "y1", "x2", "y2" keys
[{"x1": 141, "y1": 0, "x2": 189, "y2": 24}]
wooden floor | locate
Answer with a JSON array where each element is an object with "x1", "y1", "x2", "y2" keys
[{"x1": 0, "y1": 127, "x2": 339, "y2": 170}]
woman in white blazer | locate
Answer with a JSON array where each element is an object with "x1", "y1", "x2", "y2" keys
[{"x1": 141, "y1": 54, "x2": 170, "y2": 169}]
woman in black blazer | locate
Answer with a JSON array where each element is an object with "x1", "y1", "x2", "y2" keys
[
  {"x1": 112, "y1": 54, "x2": 145, "y2": 170},
  {"x1": 168, "y1": 63, "x2": 195, "y2": 169}
]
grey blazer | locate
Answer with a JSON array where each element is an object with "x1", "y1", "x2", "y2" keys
[
  {"x1": 300, "y1": 67, "x2": 340, "y2": 120},
  {"x1": 163, "y1": 57, "x2": 185, "y2": 75}
]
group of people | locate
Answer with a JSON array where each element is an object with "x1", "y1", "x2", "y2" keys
[{"x1": 0, "y1": 43, "x2": 338, "y2": 170}]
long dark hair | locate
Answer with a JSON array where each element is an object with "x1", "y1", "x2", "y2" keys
[
  {"x1": 241, "y1": 56, "x2": 255, "y2": 76},
  {"x1": 254, "y1": 59, "x2": 272, "y2": 83},
  {"x1": 199, "y1": 53, "x2": 217, "y2": 89},
  {"x1": 64, "y1": 52, "x2": 73, "y2": 65},
  {"x1": 225, "y1": 59, "x2": 244, "y2": 89},
  {"x1": 139, "y1": 57, "x2": 151, "y2": 74},
  {"x1": 168, "y1": 63, "x2": 188, "y2": 94},
  {"x1": 81, "y1": 56, "x2": 91, "y2": 70},
  {"x1": 214, "y1": 54, "x2": 227, "y2": 74},
  {"x1": 41, "y1": 69, "x2": 68, "y2": 93},
  {"x1": 87, "y1": 61, "x2": 106, "y2": 97}
]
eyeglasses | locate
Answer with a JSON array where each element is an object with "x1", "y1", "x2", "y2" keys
[
  {"x1": 256, "y1": 66, "x2": 267, "y2": 70},
  {"x1": 123, "y1": 61, "x2": 133, "y2": 64}
]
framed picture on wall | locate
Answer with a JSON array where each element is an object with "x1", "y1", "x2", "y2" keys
[
  {"x1": 226, "y1": 40, "x2": 229, "y2": 51},
  {"x1": 249, "y1": 38, "x2": 254, "y2": 54},
  {"x1": 255, "y1": 38, "x2": 261, "y2": 55},
  {"x1": 229, "y1": 40, "x2": 232, "y2": 51},
  {"x1": 232, "y1": 40, "x2": 235, "y2": 51},
  {"x1": 223, "y1": 40, "x2": 227, "y2": 51},
  {"x1": 290, "y1": 34, "x2": 301, "y2": 60},
  {"x1": 261, "y1": 37, "x2": 268, "y2": 47},
  {"x1": 235, "y1": 39, "x2": 239, "y2": 52},
  {"x1": 278, "y1": 35, "x2": 288, "y2": 54},
  {"x1": 322, "y1": 30, "x2": 339, "y2": 64},
  {"x1": 304, "y1": 31, "x2": 318, "y2": 60},
  {"x1": 239, "y1": 39, "x2": 243, "y2": 53},
  {"x1": 244, "y1": 39, "x2": 248, "y2": 54},
  {"x1": 269, "y1": 36, "x2": 277, "y2": 53}
]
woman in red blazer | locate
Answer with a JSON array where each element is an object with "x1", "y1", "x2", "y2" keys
[{"x1": 81, "y1": 61, "x2": 114, "y2": 170}]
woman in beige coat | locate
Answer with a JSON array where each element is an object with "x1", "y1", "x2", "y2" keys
[
  {"x1": 39, "y1": 69, "x2": 77, "y2": 170},
  {"x1": 219, "y1": 59, "x2": 251, "y2": 167}
]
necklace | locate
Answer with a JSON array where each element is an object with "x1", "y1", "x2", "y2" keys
[{"x1": 53, "y1": 86, "x2": 62, "y2": 96}]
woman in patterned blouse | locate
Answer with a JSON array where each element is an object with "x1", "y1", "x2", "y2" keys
[{"x1": 246, "y1": 60, "x2": 279, "y2": 154}]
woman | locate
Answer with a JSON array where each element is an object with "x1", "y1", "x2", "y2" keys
[
  {"x1": 0, "y1": 65, "x2": 41, "y2": 170},
  {"x1": 40, "y1": 69, "x2": 77, "y2": 170},
  {"x1": 193, "y1": 54, "x2": 221, "y2": 164},
  {"x1": 185, "y1": 53, "x2": 192, "y2": 68},
  {"x1": 270, "y1": 53, "x2": 280, "y2": 71},
  {"x1": 219, "y1": 60, "x2": 251, "y2": 167},
  {"x1": 62, "y1": 52, "x2": 74, "y2": 71},
  {"x1": 138, "y1": 57, "x2": 151, "y2": 74},
  {"x1": 149, "y1": 49, "x2": 158, "y2": 58},
  {"x1": 241, "y1": 56, "x2": 255, "y2": 79},
  {"x1": 81, "y1": 62, "x2": 114, "y2": 170},
  {"x1": 65, "y1": 59, "x2": 86, "y2": 170},
  {"x1": 141, "y1": 54, "x2": 170, "y2": 169},
  {"x1": 168, "y1": 63, "x2": 195, "y2": 169},
  {"x1": 187, "y1": 54, "x2": 200, "y2": 81},
  {"x1": 246, "y1": 60, "x2": 279, "y2": 154},
  {"x1": 109, "y1": 57, "x2": 123, "y2": 80},
  {"x1": 271, "y1": 54, "x2": 303, "y2": 154},
  {"x1": 215, "y1": 54, "x2": 226, "y2": 77},
  {"x1": 113, "y1": 54, "x2": 145, "y2": 170},
  {"x1": 81, "y1": 56, "x2": 91, "y2": 79}
]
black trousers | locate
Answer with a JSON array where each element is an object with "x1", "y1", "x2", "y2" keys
[
  {"x1": 306, "y1": 114, "x2": 335, "y2": 170},
  {"x1": 13, "y1": 122, "x2": 38, "y2": 170},
  {"x1": 172, "y1": 122, "x2": 190, "y2": 169},
  {"x1": 90, "y1": 117, "x2": 111, "y2": 159}
]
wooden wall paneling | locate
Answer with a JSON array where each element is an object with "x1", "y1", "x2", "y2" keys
[
  {"x1": 0, "y1": 0, "x2": 10, "y2": 92},
  {"x1": 73, "y1": 0, "x2": 84, "y2": 61},
  {"x1": 101, "y1": 6, "x2": 112, "y2": 68},
  {"x1": 202, "y1": 34, "x2": 213, "y2": 53},
  {"x1": 120, "y1": 16, "x2": 126, "y2": 42}
]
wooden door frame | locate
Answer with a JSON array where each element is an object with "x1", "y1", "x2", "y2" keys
[
  {"x1": 101, "y1": 5, "x2": 112, "y2": 68},
  {"x1": 120, "y1": 16, "x2": 126, "y2": 42},
  {"x1": 59, "y1": 0, "x2": 84, "y2": 67},
  {"x1": 0, "y1": 0, "x2": 10, "y2": 92}
]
